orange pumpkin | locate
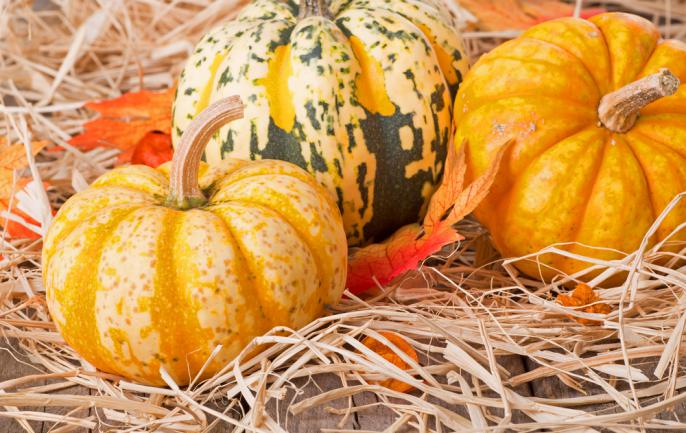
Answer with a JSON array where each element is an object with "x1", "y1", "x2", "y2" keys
[{"x1": 455, "y1": 13, "x2": 686, "y2": 279}]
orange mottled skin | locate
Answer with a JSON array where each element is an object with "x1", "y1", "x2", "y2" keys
[
  {"x1": 455, "y1": 13, "x2": 686, "y2": 280},
  {"x1": 42, "y1": 159, "x2": 347, "y2": 385}
]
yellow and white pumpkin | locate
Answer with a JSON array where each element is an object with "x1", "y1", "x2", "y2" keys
[{"x1": 43, "y1": 97, "x2": 347, "y2": 385}]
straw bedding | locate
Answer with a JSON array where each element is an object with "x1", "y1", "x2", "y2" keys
[{"x1": 1, "y1": 0, "x2": 686, "y2": 431}]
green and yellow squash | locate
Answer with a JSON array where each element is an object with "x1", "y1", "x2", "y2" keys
[{"x1": 172, "y1": 0, "x2": 469, "y2": 245}]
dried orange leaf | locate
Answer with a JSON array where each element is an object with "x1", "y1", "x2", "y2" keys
[
  {"x1": 361, "y1": 331, "x2": 419, "y2": 393},
  {"x1": 131, "y1": 132, "x2": 174, "y2": 168},
  {"x1": 422, "y1": 138, "x2": 467, "y2": 234},
  {"x1": 0, "y1": 141, "x2": 48, "y2": 197},
  {"x1": 0, "y1": 202, "x2": 44, "y2": 240},
  {"x1": 0, "y1": 140, "x2": 49, "y2": 240},
  {"x1": 557, "y1": 283, "x2": 612, "y2": 325},
  {"x1": 347, "y1": 139, "x2": 512, "y2": 294},
  {"x1": 69, "y1": 87, "x2": 175, "y2": 165},
  {"x1": 459, "y1": 0, "x2": 605, "y2": 30}
]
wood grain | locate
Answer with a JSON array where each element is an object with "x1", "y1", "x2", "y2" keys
[
  {"x1": 3, "y1": 340, "x2": 686, "y2": 432},
  {"x1": 526, "y1": 356, "x2": 686, "y2": 433},
  {"x1": 0, "y1": 340, "x2": 45, "y2": 433}
]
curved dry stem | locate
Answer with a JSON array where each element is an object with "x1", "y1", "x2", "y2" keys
[
  {"x1": 167, "y1": 96, "x2": 244, "y2": 209},
  {"x1": 598, "y1": 68, "x2": 680, "y2": 133}
]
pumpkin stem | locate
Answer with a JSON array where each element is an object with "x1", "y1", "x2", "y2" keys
[
  {"x1": 167, "y1": 96, "x2": 244, "y2": 210},
  {"x1": 298, "y1": 0, "x2": 329, "y2": 19},
  {"x1": 598, "y1": 68, "x2": 680, "y2": 133}
]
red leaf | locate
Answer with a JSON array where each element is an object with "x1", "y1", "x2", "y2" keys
[
  {"x1": 0, "y1": 201, "x2": 43, "y2": 240},
  {"x1": 131, "y1": 132, "x2": 173, "y2": 168},
  {"x1": 459, "y1": 0, "x2": 606, "y2": 30},
  {"x1": 533, "y1": 8, "x2": 606, "y2": 24},
  {"x1": 83, "y1": 88, "x2": 174, "y2": 119},
  {"x1": 347, "y1": 224, "x2": 459, "y2": 293},
  {"x1": 69, "y1": 87, "x2": 175, "y2": 165},
  {"x1": 0, "y1": 140, "x2": 49, "y2": 240},
  {"x1": 347, "y1": 138, "x2": 513, "y2": 294}
]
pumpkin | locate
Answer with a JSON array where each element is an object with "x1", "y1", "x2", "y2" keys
[
  {"x1": 455, "y1": 12, "x2": 686, "y2": 280},
  {"x1": 172, "y1": 0, "x2": 469, "y2": 245},
  {"x1": 43, "y1": 97, "x2": 347, "y2": 386}
]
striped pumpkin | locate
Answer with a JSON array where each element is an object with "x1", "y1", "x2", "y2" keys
[
  {"x1": 43, "y1": 98, "x2": 347, "y2": 385},
  {"x1": 456, "y1": 13, "x2": 686, "y2": 280},
  {"x1": 172, "y1": 0, "x2": 469, "y2": 245}
]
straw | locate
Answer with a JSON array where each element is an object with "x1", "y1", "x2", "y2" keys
[{"x1": 1, "y1": 0, "x2": 685, "y2": 430}]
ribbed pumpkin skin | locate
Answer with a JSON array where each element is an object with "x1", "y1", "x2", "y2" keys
[
  {"x1": 42, "y1": 159, "x2": 347, "y2": 386},
  {"x1": 172, "y1": 0, "x2": 469, "y2": 245},
  {"x1": 456, "y1": 13, "x2": 686, "y2": 280}
]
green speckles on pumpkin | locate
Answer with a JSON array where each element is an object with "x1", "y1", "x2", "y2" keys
[
  {"x1": 345, "y1": 123, "x2": 357, "y2": 153},
  {"x1": 298, "y1": 41, "x2": 323, "y2": 64},
  {"x1": 250, "y1": 53, "x2": 266, "y2": 62},
  {"x1": 404, "y1": 69, "x2": 422, "y2": 98},
  {"x1": 356, "y1": 162, "x2": 369, "y2": 218},
  {"x1": 333, "y1": 159, "x2": 343, "y2": 177},
  {"x1": 309, "y1": 143, "x2": 329, "y2": 173},
  {"x1": 221, "y1": 129, "x2": 236, "y2": 154},
  {"x1": 267, "y1": 25, "x2": 294, "y2": 51},
  {"x1": 430, "y1": 83, "x2": 446, "y2": 113},
  {"x1": 218, "y1": 66, "x2": 233, "y2": 87},
  {"x1": 304, "y1": 101, "x2": 321, "y2": 130}
]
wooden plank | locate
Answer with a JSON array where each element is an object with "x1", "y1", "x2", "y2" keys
[
  {"x1": 479, "y1": 355, "x2": 534, "y2": 427},
  {"x1": 3, "y1": 337, "x2": 685, "y2": 432},
  {"x1": 351, "y1": 389, "x2": 400, "y2": 432},
  {"x1": 38, "y1": 379, "x2": 90, "y2": 433},
  {"x1": 84, "y1": 356, "x2": 535, "y2": 431},
  {"x1": 267, "y1": 374, "x2": 356, "y2": 432},
  {"x1": 0, "y1": 340, "x2": 45, "y2": 433},
  {"x1": 350, "y1": 355, "x2": 534, "y2": 431},
  {"x1": 526, "y1": 356, "x2": 686, "y2": 433}
]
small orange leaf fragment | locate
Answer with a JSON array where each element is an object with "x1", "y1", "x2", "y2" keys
[
  {"x1": 0, "y1": 140, "x2": 48, "y2": 196},
  {"x1": 361, "y1": 331, "x2": 419, "y2": 393},
  {"x1": 131, "y1": 132, "x2": 174, "y2": 168},
  {"x1": 458, "y1": 0, "x2": 605, "y2": 31},
  {"x1": 0, "y1": 140, "x2": 49, "y2": 240},
  {"x1": 69, "y1": 87, "x2": 175, "y2": 165},
  {"x1": 557, "y1": 283, "x2": 612, "y2": 325},
  {"x1": 0, "y1": 202, "x2": 43, "y2": 240}
]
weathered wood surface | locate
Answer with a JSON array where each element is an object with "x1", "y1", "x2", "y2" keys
[
  {"x1": 3, "y1": 343, "x2": 685, "y2": 433},
  {"x1": 526, "y1": 357, "x2": 686, "y2": 433}
]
